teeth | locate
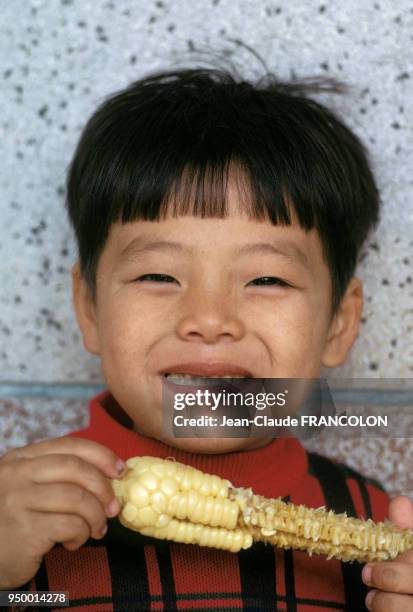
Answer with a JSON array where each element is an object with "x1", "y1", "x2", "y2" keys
[{"x1": 165, "y1": 373, "x2": 248, "y2": 385}]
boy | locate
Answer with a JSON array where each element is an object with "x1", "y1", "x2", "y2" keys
[{"x1": 1, "y1": 65, "x2": 412, "y2": 612}]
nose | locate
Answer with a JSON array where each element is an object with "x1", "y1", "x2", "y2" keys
[{"x1": 175, "y1": 287, "x2": 246, "y2": 344}]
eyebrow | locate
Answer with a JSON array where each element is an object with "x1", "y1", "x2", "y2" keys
[{"x1": 119, "y1": 238, "x2": 310, "y2": 268}]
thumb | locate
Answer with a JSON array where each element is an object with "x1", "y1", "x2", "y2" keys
[{"x1": 388, "y1": 495, "x2": 413, "y2": 529}]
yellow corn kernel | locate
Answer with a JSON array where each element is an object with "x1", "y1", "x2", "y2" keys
[{"x1": 112, "y1": 456, "x2": 413, "y2": 562}]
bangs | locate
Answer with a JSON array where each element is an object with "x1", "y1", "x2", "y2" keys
[
  {"x1": 121, "y1": 157, "x2": 294, "y2": 226},
  {"x1": 82, "y1": 70, "x2": 333, "y2": 232}
]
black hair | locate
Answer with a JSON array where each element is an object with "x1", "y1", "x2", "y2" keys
[{"x1": 65, "y1": 63, "x2": 380, "y2": 314}]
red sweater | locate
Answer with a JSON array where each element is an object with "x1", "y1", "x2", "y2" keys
[{"x1": 19, "y1": 390, "x2": 389, "y2": 611}]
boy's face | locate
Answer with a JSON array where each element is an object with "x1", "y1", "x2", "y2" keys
[{"x1": 72, "y1": 181, "x2": 363, "y2": 454}]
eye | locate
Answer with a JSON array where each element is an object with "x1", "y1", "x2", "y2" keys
[
  {"x1": 135, "y1": 273, "x2": 178, "y2": 284},
  {"x1": 248, "y1": 276, "x2": 290, "y2": 287}
]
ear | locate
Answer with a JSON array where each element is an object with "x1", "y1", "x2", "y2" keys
[
  {"x1": 321, "y1": 276, "x2": 363, "y2": 368},
  {"x1": 71, "y1": 262, "x2": 101, "y2": 355}
]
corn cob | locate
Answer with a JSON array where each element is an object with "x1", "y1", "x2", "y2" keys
[{"x1": 111, "y1": 456, "x2": 413, "y2": 563}]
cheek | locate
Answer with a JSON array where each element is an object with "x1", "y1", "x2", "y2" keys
[
  {"x1": 257, "y1": 297, "x2": 329, "y2": 375},
  {"x1": 97, "y1": 300, "x2": 156, "y2": 374}
]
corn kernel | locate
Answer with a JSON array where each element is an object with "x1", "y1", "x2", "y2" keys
[
  {"x1": 129, "y1": 483, "x2": 150, "y2": 508},
  {"x1": 160, "y1": 477, "x2": 179, "y2": 497},
  {"x1": 151, "y1": 492, "x2": 167, "y2": 512},
  {"x1": 139, "y1": 472, "x2": 159, "y2": 491},
  {"x1": 122, "y1": 501, "x2": 138, "y2": 523}
]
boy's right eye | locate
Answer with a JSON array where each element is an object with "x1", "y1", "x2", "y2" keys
[{"x1": 135, "y1": 273, "x2": 178, "y2": 283}]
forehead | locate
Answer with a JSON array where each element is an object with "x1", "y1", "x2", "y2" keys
[{"x1": 105, "y1": 210, "x2": 326, "y2": 276}]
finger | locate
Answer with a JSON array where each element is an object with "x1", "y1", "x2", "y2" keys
[
  {"x1": 24, "y1": 482, "x2": 108, "y2": 540},
  {"x1": 389, "y1": 496, "x2": 413, "y2": 529},
  {"x1": 1, "y1": 436, "x2": 126, "y2": 479},
  {"x1": 365, "y1": 589, "x2": 413, "y2": 612},
  {"x1": 394, "y1": 548, "x2": 413, "y2": 563},
  {"x1": 19, "y1": 454, "x2": 120, "y2": 518},
  {"x1": 363, "y1": 561, "x2": 413, "y2": 594},
  {"x1": 31, "y1": 510, "x2": 93, "y2": 551}
]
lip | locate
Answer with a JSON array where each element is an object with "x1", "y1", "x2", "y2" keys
[{"x1": 158, "y1": 362, "x2": 255, "y2": 377}]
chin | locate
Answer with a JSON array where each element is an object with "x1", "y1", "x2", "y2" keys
[{"x1": 159, "y1": 435, "x2": 263, "y2": 455}]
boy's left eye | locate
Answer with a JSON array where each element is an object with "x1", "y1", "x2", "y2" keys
[
  {"x1": 248, "y1": 277, "x2": 290, "y2": 287},
  {"x1": 135, "y1": 274, "x2": 178, "y2": 283}
]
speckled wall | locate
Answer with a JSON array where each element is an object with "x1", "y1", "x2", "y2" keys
[{"x1": 0, "y1": 1, "x2": 412, "y2": 498}]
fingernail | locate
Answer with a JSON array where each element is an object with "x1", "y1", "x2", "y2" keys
[
  {"x1": 365, "y1": 589, "x2": 376, "y2": 610},
  {"x1": 362, "y1": 564, "x2": 372, "y2": 585},
  {"x1": 107, "y1": 498, "x2": 121, "y2": 517},
  {"x1": 116, "y1": 459, "x2": 126, "y2": 475},
  {"x1": 100, "y1": 524, "x2": 108, "y2": 538}
]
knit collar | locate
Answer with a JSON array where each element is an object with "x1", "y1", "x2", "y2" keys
[{"x1": 78, "y1": 390, "x2": 308, "y2": 498}]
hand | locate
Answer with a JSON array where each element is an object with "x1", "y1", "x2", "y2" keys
[
  {"x1": 0, "y1": 436, "x2": 126, "y2": 588},
  {"x1": 362, "y1": 495, "x2": 413, "y2": 610}
]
